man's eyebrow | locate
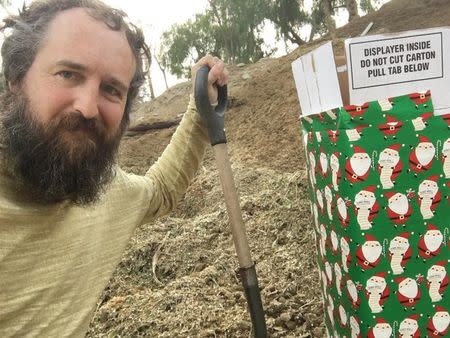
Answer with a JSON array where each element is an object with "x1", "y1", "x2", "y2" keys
[
  {"x1": 55, "y1": 60, "x2": 88, "y2": 72},
  {"x1": 105, "y1": 76, "x2": 129, "y2": 95},
  {"x1": 54, "y1": 60, "x2": 129, "y2": 94}
]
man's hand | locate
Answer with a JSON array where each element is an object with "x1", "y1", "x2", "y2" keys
[{"x1": 192, "y1": 55, "x2": 229, "y2": 105}]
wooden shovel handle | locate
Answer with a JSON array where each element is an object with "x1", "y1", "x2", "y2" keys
[{"x1": 213, "y1": 144, "x2": 253, "y2": 268}]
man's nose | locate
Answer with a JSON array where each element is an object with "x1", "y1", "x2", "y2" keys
[{"x1": 73, "y1": 83, "x2": 100, "y2": 119}]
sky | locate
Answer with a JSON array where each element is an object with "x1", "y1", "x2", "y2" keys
[{"x1": 1, "y1": 0, "x2": 389, "y2": 98}]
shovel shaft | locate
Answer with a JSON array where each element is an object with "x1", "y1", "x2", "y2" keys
[
  {"x1": 213, "y1": 144, "x2": 253, "y2": 268},
  {"x1": 213, "y1": 143, "x2": 267, "y2": 338}
]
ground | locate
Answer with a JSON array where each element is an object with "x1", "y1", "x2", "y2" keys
[{"x1": 87, "y1": 1, "x2": 450, "y2": 337}]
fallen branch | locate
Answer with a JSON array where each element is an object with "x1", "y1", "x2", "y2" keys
[{"x1": 126, "y1": 118, "x2": 181, "y2": 136}]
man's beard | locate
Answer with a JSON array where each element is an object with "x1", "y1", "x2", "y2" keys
[{"x1": 0, "y1": 91, "x2": 126, "y2": 205}]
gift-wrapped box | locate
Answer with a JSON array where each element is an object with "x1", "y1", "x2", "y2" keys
[{"x1": 300, "y1": 92, "x2": 449, "y2": 337}]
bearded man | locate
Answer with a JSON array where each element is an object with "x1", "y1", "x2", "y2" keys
[{"x1": 0, "y1": 0, "x2": 228, "y2": 336}]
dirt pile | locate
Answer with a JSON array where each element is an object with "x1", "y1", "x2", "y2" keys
[{"x1": 87, "y1": 1, "x2": 450, "y2": 337}]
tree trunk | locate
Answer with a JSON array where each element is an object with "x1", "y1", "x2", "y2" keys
[
  {"x1": 309, "y1": 25, "x2": 315, "y2": 42},
  {"x1": 360, "y1": 0, "x2": 375, "y2": 13},
  {"x1": 147, "y1": 74, "x2": 155, "y2": 100},
  {"x1": 321, "y1": 0, "x2": 336, "y2": 39},
  {"x1": 270, "y1": 15, "x2": 307, "y2": 46},
  {"x1": 287, "y1": 26, "x2": 306, "y2": 46},
  {"x1": 346, "y1": 0, "x2": 359, "y2": 22},
  {"x1": 154, "y1": 54, "x2": 169, "y2": 90},
  {"x1": 144, "y1": 53, "x2": 155, "y2": 100}
]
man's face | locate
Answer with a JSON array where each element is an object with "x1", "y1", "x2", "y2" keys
[
  {"x1": 21, "y1": 7, "x2": 135, "y2": 137},
  {"x1": 2, "y1": 8, "x2": 136, "y2": 204}
]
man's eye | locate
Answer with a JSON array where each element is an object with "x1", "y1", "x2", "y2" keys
[
  {"x1": 57, "y1": 70, "x2": 76, "y2": 79},
  {"x1": 103, "y1": 84, "x2": 121, "y2": 98}
]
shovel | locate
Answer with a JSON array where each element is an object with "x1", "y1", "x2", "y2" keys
[{"x1": 194, "y1": 66, "x2": 267, "y2": 338}]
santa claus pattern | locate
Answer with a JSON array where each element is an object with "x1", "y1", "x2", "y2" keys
[
  {"x1": 409, "y1": 135, "x2": 436, "y2": 175},
  {"x1": 378, "y1": 115, "x2": 403, "y2": 140},
  {"x1": 377, "y1": 144, "x2": 402, "y2": 189},
  {"x1": 418, "y1": 176, "x2": 441, "y2": 219},
  {"x1": 417, "y1": 224, "x2": 444, "y2": 260},
  {"x1": 345, "y1": 146, "x2": 372, "y2": 183},
  {"x1": 354, "y1": 187, "x2": 379, "y2": 230},
  {"x1": 385, "y1": 191, "x2": 412, "y2": 225},
  {"x1": 427, "y1": 306, "x2": 449, "y2": 337},
  {"x1": 426, "y1": 262, "x2": 448, "y2": 303},
  {"x1": 399, "y1": 314, "x2": 421, "y2": 338},
  {"x1": 356, "y1": 234, "x2": 383, "y2": 270},
  {"x1": 388, "y1": 233, "x2": 411, "y2": 275},
  {"x1": 301, "y1": 92, "x2": 449, "y2": 337},
  {"x1": 367, "y1": 317, "x2": 393, "y2": 338}
]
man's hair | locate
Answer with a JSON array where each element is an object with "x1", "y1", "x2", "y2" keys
[{"x1": 1, "y1": 0, "x2": 150, "y2": 123}]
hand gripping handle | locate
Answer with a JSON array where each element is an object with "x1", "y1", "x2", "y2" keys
[{"x1": 194, "y1": 65, "x2": 228, "y2": 146}]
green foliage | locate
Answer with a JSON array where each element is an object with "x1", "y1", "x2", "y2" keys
[
  {"x1": 310, "y1": 1, "x2": 329, "y2": 39},
  {"x1": 159, "y1": 12, "x2": 221, "y2": 78},
  {"x1": 310, "y1": 0, "x2": 380, "y2": 38},
  {"x1": 360, "y1": 0, "x2": 383, "y2": 13},
  {"x1": 265, "y1": 0, "x2": 310, "y2": 45},
  {"x1": 159, "y1": 0, "x2": 275, "y2": 78},
  {"x1": 209, "y1": 0, "x2": 268, "y2": 64},
  {"x1": 360, "y1": 0, "x2": 375, "y2": 12},
  {"x1": 312, "y1": 0, "x2": 380, "y2": 17}
]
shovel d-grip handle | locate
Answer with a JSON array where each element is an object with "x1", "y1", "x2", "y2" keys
[{"x1": 194, "y1": 65, "x2": 228, "y2": 146}]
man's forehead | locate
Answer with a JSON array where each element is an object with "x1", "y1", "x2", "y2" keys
[
  {"x1": 47, "y1": 7, "x2": 114, "y2": 30},
  {"x1": 40, "y1": 7, "x2": 136, "y2": 84},
  {"x1": 43, "y1": 7, "x2": 128, "y2": 48}
]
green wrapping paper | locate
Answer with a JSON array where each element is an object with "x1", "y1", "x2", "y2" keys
[{"x1": 300, "y1": 91, "x2": 449, "y2": 337}]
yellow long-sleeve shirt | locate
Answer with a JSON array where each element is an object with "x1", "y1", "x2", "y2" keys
[{"x1": 0, "y1": 96, "x2": 208, "y2": 337}]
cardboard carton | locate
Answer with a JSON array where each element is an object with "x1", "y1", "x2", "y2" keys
[{"x1": 292, "y1": 27, "x2": 450, "y2": 116}]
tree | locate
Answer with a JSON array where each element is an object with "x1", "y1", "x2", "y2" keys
[
  {"x1": 345, "y1": 0, "x2": 360, "y2": 22},
  {"x1": 310, "y1": 0, "x2": 381, "y2": 39},
  {"x1": 207, "y1": 0, "x2": 268, "y2": 64},
  {"x1": 310, "y1": 0, "x2": 336, "y2": 40},
  {"x1": 360, "y1": 0, "x2": 384, "y2": 13},
  {"x1": 143, "y1": 49, "x2": 155, "y2": 100},
  {"x1": 159, "y1": 13, "x2": 218, "y2": 78},
  {"x1": 159, "y1": 0, "x2": 272, "y2": 77},
  {"x1": 265, "y1": 0, "x2": 310, "y2": 46},
  {"x1": 153, "y1": 52, "x2": 168, "y2": 91},
  {"x1": 322, "y1": 0, "x2": 337, "y2": 38}
]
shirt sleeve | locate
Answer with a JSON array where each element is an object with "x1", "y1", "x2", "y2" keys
[{"x1": 140, "y1": 94, "x2": 209, "y2": 222}]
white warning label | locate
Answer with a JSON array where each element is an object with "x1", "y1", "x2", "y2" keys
[{"x1": 348, "y1": 32, "x2": 443, "y2": 89}]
